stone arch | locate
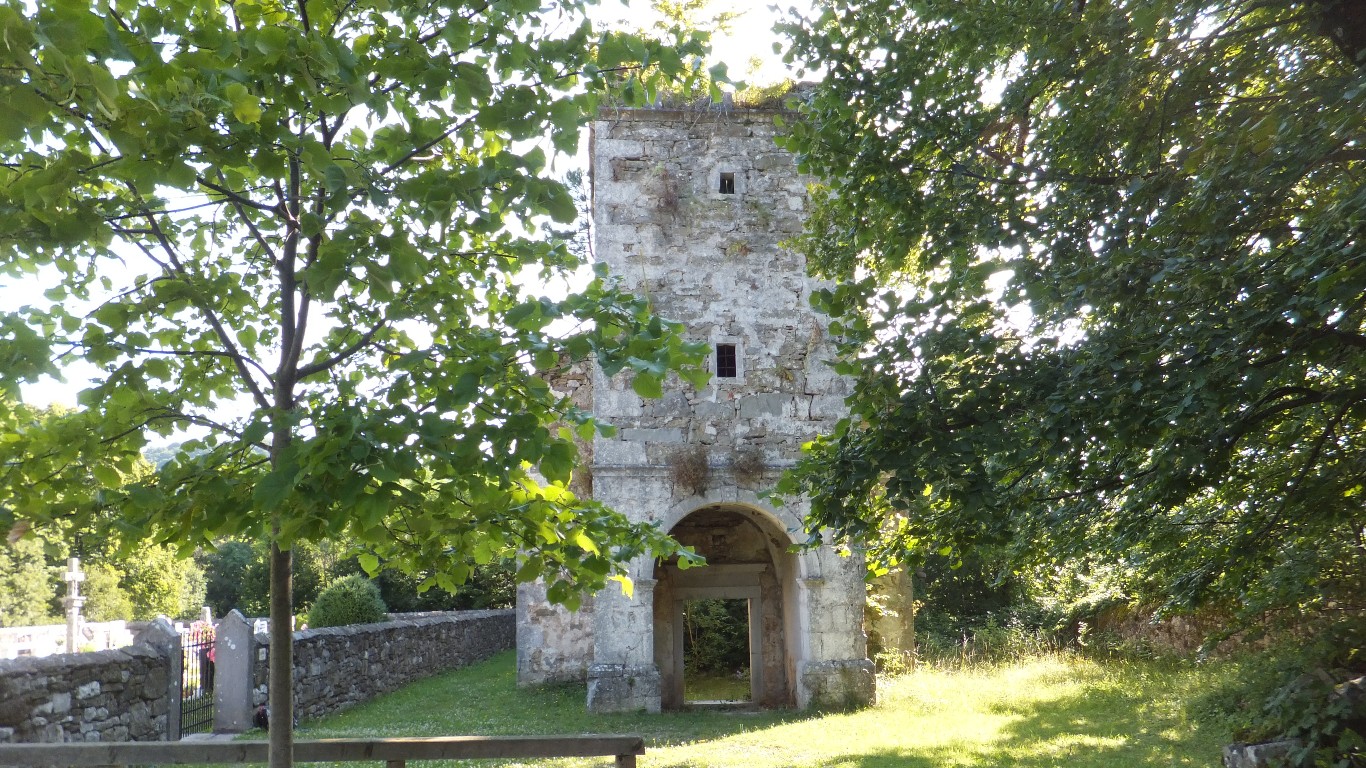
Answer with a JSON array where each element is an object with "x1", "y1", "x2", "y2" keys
[
  {"x1": 652, "y1": 501, "x2": 801, "y2": 709},
  {"x1": 655, "y1": 492, "x2": 823, "y2": 581}
]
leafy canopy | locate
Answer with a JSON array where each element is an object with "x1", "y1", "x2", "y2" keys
[
  {"x1": 0, "y1": 0, "x2": 718, "y2": 632},
  {"x1": 776, "y1": 0, "x2": 1366, "y2": 625}
]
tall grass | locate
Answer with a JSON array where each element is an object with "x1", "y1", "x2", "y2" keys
[{"x1": 877, "y1": 616, "x2": 1064, "y2": 674}]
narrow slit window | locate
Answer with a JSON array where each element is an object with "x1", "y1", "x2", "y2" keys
[
  {"x1": 718, "y1": 172, "x2": 736, "y2": 194},
  {"x1": 715, "y1": 344, "x2": 738, "y2": 378}
]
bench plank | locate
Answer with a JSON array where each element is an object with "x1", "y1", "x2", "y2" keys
[{"x1": 0, "y1": 735, "x2": 646, "y2": 766}]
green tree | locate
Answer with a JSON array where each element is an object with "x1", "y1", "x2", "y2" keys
[
  {"x1": 81, "y1": 562, "x2": 135, "y2": 623},
  {"x1": 640, "y1": 0, "x2": 735, "y2": 101},
  {"x1": 122, "y1": 543, "x2": 206, "y2": 620},
  {"x1": 200, "y1": 540, "x2": 253, "y2": 618},
  {"x1": 329, "y1": 552, "x2": 515, "y2": 612},
  {"x1": 682, "y1": 598, "x2": 749, "y2": 676},
  {"x1": 777, "y1": 0, "x2": 1364, "y2": 757},
  {"x1": 0, "y1": 2, "x2": 710, "y2": 764},
  {"x1": 1, "y1": 404, "x2": 205, "y2": 623},
  {"x1": 0, "y1": 536, "x2": 53, "y2": 626},
  {"x1": 239, "y1": 538, "x2": 329, "y2": 617},
  {"x1": 780, "y1": 0, "x2": 1365, "y2": 616}
]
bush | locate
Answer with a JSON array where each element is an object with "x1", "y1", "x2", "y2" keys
[
  {"x1": 1190, "y1": 617, "x2": 1365, "y2": 766},
  {"x1": 308, "y1": 574, "x2": 386, "y2": 628}
]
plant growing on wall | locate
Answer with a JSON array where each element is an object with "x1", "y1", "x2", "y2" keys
[
  {"x1": 731, "y1": 448, "x2": 765, "y2": 487},
  {"x1": 671, "y1": 444, "x2": 711, "y2": 495}
]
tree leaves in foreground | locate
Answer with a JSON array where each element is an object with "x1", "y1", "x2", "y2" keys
[
  {"x1": 0, "y1": 0, "x2": 709, "y2": 761},
  {"x1": 778, "y1": 4, "x2": 1365, "y2": 756},
  {"x1": 777, "y1": 0, "x2": 1364, "y2": 632}
]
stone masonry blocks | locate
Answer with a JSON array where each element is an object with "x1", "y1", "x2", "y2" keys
[{"x1": 519, "y1": 106, "x2": 873, "y2": 714}]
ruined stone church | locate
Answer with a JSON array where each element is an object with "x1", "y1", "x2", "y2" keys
[{"x1": 516, "y1": 104, "x2": 875, "y2": 713}]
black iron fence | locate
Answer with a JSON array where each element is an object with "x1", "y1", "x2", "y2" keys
[{"x1": 179, "y1": 621, "x2": 215, "y2": 735}]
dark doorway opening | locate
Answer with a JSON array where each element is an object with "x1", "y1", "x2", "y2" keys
[{"x1": 683, "y1": 598, "x2": 751, "y2": 703}]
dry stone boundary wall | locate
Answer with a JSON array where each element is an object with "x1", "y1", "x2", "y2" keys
[
  {"x1": 250, "y1": 609, "x2": 513, "y2": 722},
  {"x1": 0, "y1": 610, "x2": 513, "y2": 743},
  {"x1": 0, "y1": 619, "x2": 177, "y2": 744}
]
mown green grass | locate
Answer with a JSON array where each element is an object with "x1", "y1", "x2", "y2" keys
[{"x1": 273, "y1": 650, "x2": 1232, "y2": 768}]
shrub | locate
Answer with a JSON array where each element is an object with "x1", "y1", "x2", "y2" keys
[
  {"x1": 1190, "y1": 617, "x2": 1365, "y2": 766},
  {"x1": 308, "y1": 574, "x2": 387, "y2": 628}
]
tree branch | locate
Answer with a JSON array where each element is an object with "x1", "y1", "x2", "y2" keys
[
  {"x1": 217, "y1": 169, "x2": 280, "y2": 263},
  {"x1": 127, "y1": 183, "x2": 272, "y2": 409},
  {"x1": 198, "y1": 176, "x2": 279, "y2": 213},
  {"x1": 295, "y1": 321, "x2": 387, "y2": 381},
  {"x1": 108, "y1": 344, "x2": 275, "y2": 382}
]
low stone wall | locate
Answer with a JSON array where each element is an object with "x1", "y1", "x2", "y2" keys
[
  {"x1": 0, "y1": 622, "x2": 175, "y2": 743},
  {"x1": 252, "y1": 609, "x2": 514, "y2": 722},
  {"x1": 1, "y1": 610, "x2": 513, "y2": 743}
]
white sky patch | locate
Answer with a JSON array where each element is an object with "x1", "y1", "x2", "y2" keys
[{"x1": 594, "y1": 0, "x2": 814, "y2": 86}]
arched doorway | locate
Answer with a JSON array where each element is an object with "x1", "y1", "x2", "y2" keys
[{"x1": 653, "y1": 504, "x2": 797, "y2": 709}]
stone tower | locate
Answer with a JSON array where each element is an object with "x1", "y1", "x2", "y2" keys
[{"x1": 516, "y1": 104, "x2": 874, "y2": 713}]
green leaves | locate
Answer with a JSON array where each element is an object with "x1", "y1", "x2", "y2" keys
[
  {"x1": 779, "y1": 0, "x2": 1366, "y2": 640},
  {"x1": 224, "y1": 82, "x2": 262, "y2": 124},
  {"x1": 0, "y1": 8, "x2": 720, "y2": 752},
  {"x1": 631, "y1": 371, "x2": 664, "y2": 399}
]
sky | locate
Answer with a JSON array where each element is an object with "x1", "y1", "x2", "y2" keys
[{"x1": 1, "y1": 1, "x2": 815, "y2": 410}]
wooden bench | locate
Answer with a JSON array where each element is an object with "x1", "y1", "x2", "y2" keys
[{"x1": 0, "y1": 735, "x2": 645, "y2": 767}]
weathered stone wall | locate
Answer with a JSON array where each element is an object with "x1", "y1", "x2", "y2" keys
[
  {"x1": 542, "y1": 357, "x2": 595, "y2": 499},
  {"x1": 0, "y1": 611, "x2": 513, "y2": 742},
  {"x1": 557, "y1": 107, "x2": 873, "y2": 713},
  {"x1": 515, "y1": 359, "x2": 599, "y2": 688},
  {"x1": 516, "y1": 582, "x2": 594, "y2": 686},
  {"x1": 589, "y1": 108, "x2": 848, "y2": 470},
  {"x1": 867, "y1": 568, "x2": 916, "y2": 658},
  {"x1": 0, "y1": 637, "x2": 171, "y2": 743},
  {"x1": 252, "y1": 609, "x2": 513, "y2": 722}
]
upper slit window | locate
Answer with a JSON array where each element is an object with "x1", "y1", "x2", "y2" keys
[
  {"x1": 718, "y1": 172, "x2": 736, "y2": 194},
  {"x1": 715, "y1": 344, "x2": 738, "y2": 378}
]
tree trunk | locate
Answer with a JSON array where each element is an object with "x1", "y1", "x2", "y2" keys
[{"x1": 268, "y1": 540, "x2": 293, "y2": 768}]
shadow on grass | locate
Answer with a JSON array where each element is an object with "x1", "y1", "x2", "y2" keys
[
  {"x1": 292, "y1": 651, "x2": 1229, "y2": 768},
  {"x1": 297, "y1": 650, "x2": 821, "y2": 745},
  {"x1": 773, "y1": 661, "x2": 1226, "y2": 768}
]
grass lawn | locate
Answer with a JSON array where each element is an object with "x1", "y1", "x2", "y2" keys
[{"x1": 282, "y1": 651, "x2": 1232, "y2": 767}]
